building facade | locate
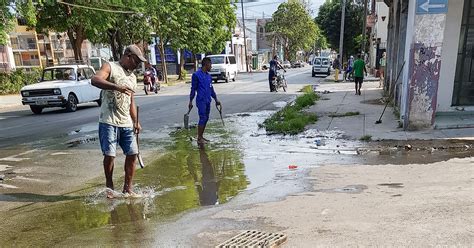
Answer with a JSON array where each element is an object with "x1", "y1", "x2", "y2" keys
[
  {"x1": 368, "y1": 1, "x2": 389, "y2": 72},
  {"x1": 2, "y1": 18, "x2": 98, "y2": 72},
  {"x1": 382, "y1": 0, "x2": 474, "y2": 130}
]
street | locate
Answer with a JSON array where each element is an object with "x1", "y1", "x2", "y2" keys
[
  {"x1": 1, "y1": 66, "x2": 473, "y2": 247},
  {"x1": 0, "y1": 67, "x2": 322, "y2": 245}
]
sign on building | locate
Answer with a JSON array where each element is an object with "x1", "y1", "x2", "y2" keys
[{"x1": 416, "y1": 0, "x2": 448, "y2": 15}]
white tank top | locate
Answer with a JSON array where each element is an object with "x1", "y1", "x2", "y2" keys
[{"x1": 99, "y1": 62, "x2": 137, "y2": 127}]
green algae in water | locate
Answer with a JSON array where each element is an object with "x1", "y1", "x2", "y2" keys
[{"x1": 0, "y1": 125, "x2": 248, "y2": 247}]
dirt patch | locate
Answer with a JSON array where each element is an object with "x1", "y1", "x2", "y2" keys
[{"x1": 210, "y1": 157, "x2": 474, "y2": 246}]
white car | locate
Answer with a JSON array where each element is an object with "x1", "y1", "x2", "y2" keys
[
  {"x1": 207, "y1": 54, "x2": 238, "y2": 83},
  {"x1": 20, "y1": 65, "x2": 101, "y2": 114}
]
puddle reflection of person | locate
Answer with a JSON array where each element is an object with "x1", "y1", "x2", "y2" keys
[
  {"x1": 196, "y1": 146, "x2": 219, "y2": 206},
  {"x1": 109, "y1": 201, "x2": 146, "y2": 243}
]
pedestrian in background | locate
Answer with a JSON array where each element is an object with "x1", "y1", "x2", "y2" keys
[
  {"x1": 91, "y1": 44, "x2": 146, "y2": 198},
  {"x1": 379, "y1": 52, "x2": 386, "y2": 88},
  {"x1": 268, "y1": 55, "x2": 285, "y2": 92},
  {"x1": 189, "y1": 57, "x2": 222, "y2": 145},
  {"x1": 353, "y1": 54, "x2": 367, "y2": 95},
  {"x1": 333, "y1": 55, "x2": 341, "y2": 82}
]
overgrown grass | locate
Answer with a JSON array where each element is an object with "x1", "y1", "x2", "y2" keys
[
  {"x1": 262, "y1": 88, "x2": 319, "y2": 135},
  {"x1": 328, "y1": 111, "x2": 360, "y2": 118},
  {"x1": 360, "y1": 135, "x2": 372, "y2": 142},
  {"x1": 301, "y1": 85, "x2": 314, "y2": 93}
]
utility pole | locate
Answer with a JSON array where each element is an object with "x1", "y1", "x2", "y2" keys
[
  {"x1": 240, "y1": 0, "x2": 249, "y2": 72},
  {"x1": 339, "y1": 0, "x2": 346, "y2": 62},
  {"x1": 361, "y1": 0, "x2": 368, "y2": 55}
]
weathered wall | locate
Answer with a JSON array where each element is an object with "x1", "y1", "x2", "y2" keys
[
  {"x1": 437, "y1": 0, "x2": 463, "y2": 112},
  {"x1": 406, "y1": 13, "x2": 447, "y2": 129}
]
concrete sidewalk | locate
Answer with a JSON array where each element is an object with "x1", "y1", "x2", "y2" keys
[
  {"x1": 306, "y1": 81, "x2": 474, "y2": 141},
  {"x1": 0, "y1": 94, "x2": 22, "y2": 110},
  {"x1": 323, "y1": 73, "x2": 381, "y2": 83}
]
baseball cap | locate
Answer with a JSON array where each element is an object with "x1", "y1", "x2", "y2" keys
[{"x1": 124, "y1": 45, "x2": 147, "y2": 62}]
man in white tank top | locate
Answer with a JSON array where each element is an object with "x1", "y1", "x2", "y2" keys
[{"x1": 91, "y1": 45, "x2": 146, "y2": 197}]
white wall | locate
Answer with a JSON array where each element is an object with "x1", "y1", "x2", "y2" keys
[
  {"x1": 375, "y1": 2, "x2": 389, "y2": 45},
  {"x1": 437, "y1": 0, "x2": 464, "y2": 112},
  {"x1": 401, "y1": 0, "x2": 416, "y2": 126}
]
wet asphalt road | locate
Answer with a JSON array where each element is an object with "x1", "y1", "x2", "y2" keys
[{"x1": 0, "y1": 67, "x2": 317, "y2": 149}]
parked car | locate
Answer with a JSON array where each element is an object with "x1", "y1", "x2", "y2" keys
[
  {"x1": 312, "y1": 57, "x2": 331, "y2": 77},
  {"x1": 282, "y1": 61, "x2": 292, "y2": 69},
  {"x1": 292, "y1": 61, "x2": 303, "y2": 68},
  {"x1": 207, "y1": 54, "x2": 238, "y2": 83},
  {"x1": 20, "y1": 65, "x2": 101, "y2": 114}
]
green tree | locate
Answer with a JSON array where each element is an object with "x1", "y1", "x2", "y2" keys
[
  {"x1": 315, "y1": 0, "x2": 364, "y2": 57},
  {"x1": 1, "y1": 0, "x2": 37, "y2": 46},
  {"x1": 145, "y1": 0, "x2": 235, "y2": 82},
  {"x1": 266, "y1": 1, "x2": 318, "y2": 61},
  {"x1": 33, "y1": 1, "x2": 111, "y2": 62},
  {"x1": 0, "y1": 1, "x2": 15, "y2": 45}
]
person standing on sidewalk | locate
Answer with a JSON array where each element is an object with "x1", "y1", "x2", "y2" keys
[
  {"x1": 353, "y1": 54, "x2": 367, "y2": 95},
  {"x1": 333, "y1": 55, "x2": 341, "y2": 82},
  {"x1": 189, "y1": 57, "x2": 221, "y2": 144},
  {"x1": 91, "y1": 44, "x2": 146, "y2": 198},
  {"x1": 379, "y1": 52, "x2": 386, "y2": 88}
]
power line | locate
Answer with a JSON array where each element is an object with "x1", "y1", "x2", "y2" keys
[
  {"x1": 58, "y1": 0, "x2": 236, "y2": 14},
  {"x1": 242, "y1": 1, "x2": 283, "y2": 8},
  {"x1": 57, "y1": 1, "x2": 138, "y2": 14}
]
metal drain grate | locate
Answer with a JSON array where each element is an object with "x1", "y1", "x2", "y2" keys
[{"x1": 216, "y1": 230, "x2": 287, "y2": 248}]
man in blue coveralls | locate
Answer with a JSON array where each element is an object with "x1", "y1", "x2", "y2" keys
[{"x1": 189, "y1": 57, "x2": 222, "y2": 144}]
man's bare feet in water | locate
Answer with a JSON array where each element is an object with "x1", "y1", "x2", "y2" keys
[
  {"x1": 106, "y1": 188, "x2": 115, "y2": 199},
  {"x1": 123, "y1": 191, "x2": 141, "y2": 198},
  {"x1": 197, "y1": 136, "x2": 210, "y2": 144}
]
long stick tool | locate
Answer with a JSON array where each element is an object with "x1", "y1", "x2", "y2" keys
[
  {"x1": 216, "y1": 104, "x2": 224, "y2": 126},
  {"x1": 136, "y1": 106, "x2": 145, "y2": 168},
  {"x1": 184, "y1": 105, "x2": 193, "y2": 129},
  {"x1": 375, "y1": 61, "x2": 405, "y2": 124}
]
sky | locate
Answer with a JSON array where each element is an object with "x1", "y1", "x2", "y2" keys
[{"x1": 235, "y1": 0, "x2": 327, "y2": 19}]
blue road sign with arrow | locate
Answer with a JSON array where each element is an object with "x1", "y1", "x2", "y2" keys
[{"x1": 416, "y1": 0, "x2": 448, "y2": 15}]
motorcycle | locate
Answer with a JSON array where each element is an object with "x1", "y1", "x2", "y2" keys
[
  {"x1": 143, "y1": 70, "x2": 159, "y2": 95},
  {"x1": 272, "y1": 71, "x2": 288, "y2": 92}
]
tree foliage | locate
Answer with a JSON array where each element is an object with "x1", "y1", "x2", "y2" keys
[
  {"x1": 144, "y1": 0, "x2": 235, "y2": 81},
  {"x1": 315, "y1": 0, "x2": 364, "y2": 57},
  {"x1": 34, "y1": 1, "x2": 113, "y2": 62},
  {"x1": 4, "y1": 0, "x2": 236, "y2": 79},
  {"x1": 0, "y1": 1, "x2": 15, "y2": 45},
  {"x1": 266, "y1": 1, "x2": 318, "y2": 61}
]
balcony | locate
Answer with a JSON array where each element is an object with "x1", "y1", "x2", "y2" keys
[
  {"x1": 20, "y1": 59, "x2": 41, "y2": 66},
  {"x1": 11, "y1": 42, "x2": 37, "y2": 51}
]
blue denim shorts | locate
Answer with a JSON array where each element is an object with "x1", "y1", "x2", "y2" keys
[{"x1": 99, "y1": 123, "x2": 138, "y2": 157}]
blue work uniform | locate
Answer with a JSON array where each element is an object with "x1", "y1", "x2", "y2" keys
[{"x1": 190, "y1": 69, "x2": 217, "y2": 126}]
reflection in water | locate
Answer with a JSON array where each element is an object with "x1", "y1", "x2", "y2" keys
[
  {"x1": 0, "y1": 128, "x2": 248, "y2": 247},
  {"x1": 194, "y1": 146, "x2": 219, "y2": 206},
  {"x1": 109, "y1": 201, "x2": 146, "y2": 245}
]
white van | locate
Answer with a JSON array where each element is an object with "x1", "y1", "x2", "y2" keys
[{"x1": 207, "y1": 54, "x2": 238, "y2": 83}]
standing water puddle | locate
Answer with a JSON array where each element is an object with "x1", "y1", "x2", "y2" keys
[{"x1": 0, "y1": 110, "x2": 365, "y2": 247}]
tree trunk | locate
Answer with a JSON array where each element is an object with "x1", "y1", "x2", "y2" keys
[
  {"x1": 283, "y1": 40, "x2": 290, "y2": 62},
  {"x1": 158, "y1": 37, "x2": 168, "y2": 84},
  {"x1": 116, "y1": 29, "x2": 124, "y2": 59},
  {"x1": 66, "y1": 27, "x2": 84, "y2": 63},
  {"x1": 193, "y1": 54, "x2": 198, "y2": 71},
  {"x1": 178, "y1": 48, "x2": 185, "y2": 80},
  {"x1": 272, "y1": 37, "x2": 276, "y2": 57},
  {"x1": 108, "y1": 29, "x2": 120, "y2": 61}
]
